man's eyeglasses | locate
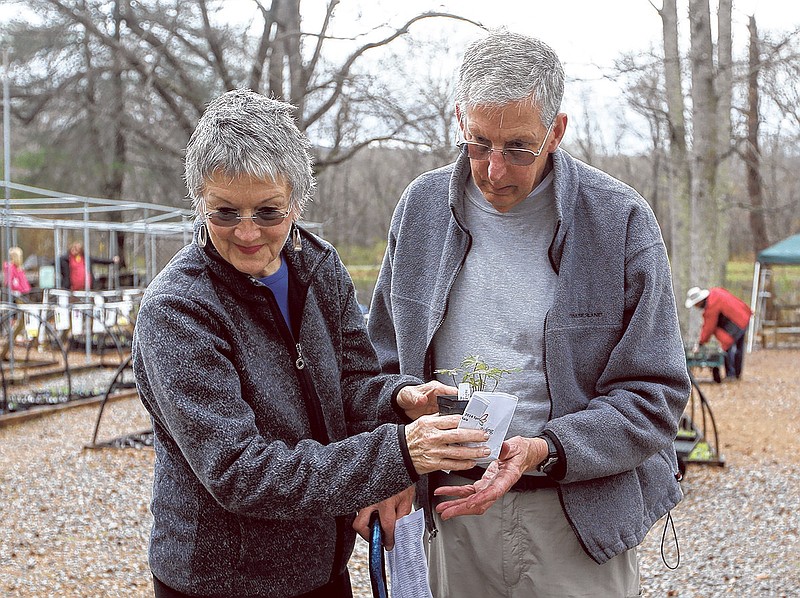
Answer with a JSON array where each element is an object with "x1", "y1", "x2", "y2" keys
[
  {"x1": 456, "y1": 123, "x2": 554, "y2": 167},
  {"x1": 204, "y1": 207, "x2": 292, "y2": 228}
]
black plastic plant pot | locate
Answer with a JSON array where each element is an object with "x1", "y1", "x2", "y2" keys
[{"x1": 437, "y1": 394, "x2": 469, "y2": 415}]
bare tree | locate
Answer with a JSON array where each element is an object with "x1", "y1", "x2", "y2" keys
[
  {"x1": 6, "y1": 0, "x2": 481, "y2": 203},
  {"x1": 308, "y1": 36, "x2": 464, "y2": 248},
  {"x1": 688, "y1": 0, "x2": 723, "y2": 291},
  {"x1": 656, "y1": 0, "x2": 693, "y2": 330},
  {"x1": 713, "y1": 0, "x2": 733, "y2": 278},
  {"x1": 744, "y1": 16, "x2": 770, "y2": 254},
  {"x1": 753, "y1": 25, "x2": 800, "y2": 244}
]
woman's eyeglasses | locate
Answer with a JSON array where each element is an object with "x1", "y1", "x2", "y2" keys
[{"x1": 205, "y1": 207, "x2": 291, "y2": 228}]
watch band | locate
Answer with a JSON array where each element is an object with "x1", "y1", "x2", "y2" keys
[{"x1": 536, "y1": 434, "x2": 559, "y2": 474}]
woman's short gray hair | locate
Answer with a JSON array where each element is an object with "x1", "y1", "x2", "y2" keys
[
  {"x1": 184, "y1": 89, "x2": 315, "y2": 215},
  {"x1": 455, "y1": 29, "x2": 564, "y2": 127}
]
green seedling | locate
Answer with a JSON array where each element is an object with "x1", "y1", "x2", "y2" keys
[{"x1": 435, "y1": 354, "x2": 519, "y2": 393}]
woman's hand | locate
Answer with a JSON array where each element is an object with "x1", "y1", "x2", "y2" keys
[
  {"x1": 396, "y1": 380, "x2": 458, "y2": 420},
  {"x1": 353, "y1": 486, "x2": 415, "y2": 550},
  {"x1": 405, "y1": 414, "x2": 490, "y2": 475}
]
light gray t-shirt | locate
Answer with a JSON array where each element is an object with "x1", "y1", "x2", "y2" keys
[{"x1": 433, "y1": 171, "x2": 558, "y2": 439}]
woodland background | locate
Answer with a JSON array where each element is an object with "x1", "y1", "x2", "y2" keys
[{"x1": 2, "y1": 0, "x2": 800, "y2": 334}]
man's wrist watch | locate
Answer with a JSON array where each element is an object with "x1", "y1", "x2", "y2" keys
[{"x1": 536, "y1": 434, "x2": 559, "y2": 475}]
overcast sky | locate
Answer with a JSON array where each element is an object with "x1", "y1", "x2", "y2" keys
[
  {"x1": 7, "y1": 0, "x2": 797, "y2": 87},
  {"x1": 5, "y1": 0, "x2": 797, "y2": 69},
  {"x1": 298, "y1": 0, "x2": 799, "y2": 64}
]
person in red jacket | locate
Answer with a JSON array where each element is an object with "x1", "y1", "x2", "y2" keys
[
  {"x1": 58, "y1": 241, "x2": 120, "y2": 291},
  {"x1": 3, "y1": 247, "x2": 31, "y2": 296},
  {"x1": 2, "y1": 247, "x2": 33, "y2": 360},
  {"x1": 686, "y1": 286, "x2": 753, "y2": 380}
]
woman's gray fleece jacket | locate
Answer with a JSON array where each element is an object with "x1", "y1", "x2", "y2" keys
[
  {"x1": 367, "y1": 148, "x2": 692, "y2": 564},
  {"x1": 132, "y1": 228, "x2": 419, "y2": 597}
]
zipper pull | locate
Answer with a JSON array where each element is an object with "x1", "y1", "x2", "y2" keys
[{"x1": 295, "y1": 343, "x2": 305, "y2": 370}]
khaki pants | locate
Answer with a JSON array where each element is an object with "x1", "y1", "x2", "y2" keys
[{"x1": 427, "y1": 474, "x2": 640, "y2": 598}]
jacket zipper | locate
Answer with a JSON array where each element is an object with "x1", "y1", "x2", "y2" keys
[
  {"x1": 290, "y1": 337, "x2": 347, "y2": 580},
  {"x1": 252, "y1": 274, "x2": 346, "y2": 580}
]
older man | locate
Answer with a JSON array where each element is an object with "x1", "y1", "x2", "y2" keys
[{"x1": 363, "y1": 30, "x2": 690, "y2": 597}]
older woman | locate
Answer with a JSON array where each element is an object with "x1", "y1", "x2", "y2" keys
[{"x1": 131, "y1": 89, "x2": 488, "y2": 598}]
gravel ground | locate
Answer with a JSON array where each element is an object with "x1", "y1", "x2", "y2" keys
[{"x1": 1, "y1": 349, "x2": 798, "y2": 597}]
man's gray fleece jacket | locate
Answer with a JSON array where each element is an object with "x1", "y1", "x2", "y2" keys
[
  {"x1": 368, "y1": 148, "x2": 692, "y2": 564},
  {"x1": 132, "y1": 229, "x2": 419, "y2": 597}
]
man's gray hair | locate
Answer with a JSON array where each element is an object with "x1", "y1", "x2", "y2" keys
[
  {"x1": 455, "y1": 29, "x2": 564, "y2": 126},
  {"x1": 184, "y1": 89, "x2": 315, "y2": 214}
]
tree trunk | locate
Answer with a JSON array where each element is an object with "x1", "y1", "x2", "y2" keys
[
  {"x1": 715, "y1": 0, "x2": 733, "y2": 278},
  {"x1": 105, "y1": 0, "x2": 127, "y2": 275},
  {"x1": 689, "y1": 0, "x2": 719, "y2": 292},
  {"x1": 746, "y1": 16, "x2": 770, "y2": 254},
  {"x1": 267, "y1": 0, "x2": 303, "y2": 112},
  {"x1": 659, "y1": 0, "x2": 692, "y2": 335},
  {"x1": 104, "y1": 0, "x2": 126, "y2": 202},
  {"x1": 80, "y1": 0, "x2": 104, "y2": 183}
]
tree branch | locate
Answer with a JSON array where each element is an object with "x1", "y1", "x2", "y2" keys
[
  {"x1": 199, "y1": 0, "x2": 235, "y2": 89},
  {"x1": 302, "y1": 12, "x2": 483, "y2": 129},
  {"x1": 42, "y1": 0, "x2": 199, "y2": 133}
]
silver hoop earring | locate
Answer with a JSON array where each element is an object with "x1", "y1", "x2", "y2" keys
[
  {"x1": 292, "y1": 224, "x2": 302, "y2": 252},
  {"x1": 197, "y1": 222, "x2": 208, "y2": 248}
]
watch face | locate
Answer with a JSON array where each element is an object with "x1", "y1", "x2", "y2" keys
[{"x1": 538, "y1": 455, "x2": 558, "y2": 474}]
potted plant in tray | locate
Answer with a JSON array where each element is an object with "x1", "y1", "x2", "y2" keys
[
  {"x1": 435, "y1": 354, "x2": 518, "y2": 414},
  {"x1": 435, "y1": 355, "x2": 520, "y2": 463}
]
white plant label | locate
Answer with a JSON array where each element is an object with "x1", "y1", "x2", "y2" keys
[{"x1": 458, "y1": 391, "x2": 518, "y2": 463}]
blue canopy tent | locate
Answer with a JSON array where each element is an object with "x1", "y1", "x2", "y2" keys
[{"x1": 748, "y1": 233, "x2": 800, "y2": 351}]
